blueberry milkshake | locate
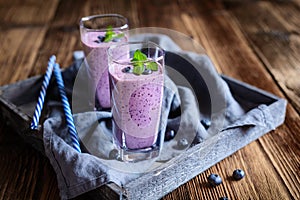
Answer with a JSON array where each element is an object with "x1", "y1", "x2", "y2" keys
[
  {"x1": 80, "y1": 14, "x2": 128, "y2": 109},
  {"x1": 108, "y1": 43, "x2": 165, "y2": 162},
  {"x1": 110, "y1": 63, "x2": 164, "y2": 148}
]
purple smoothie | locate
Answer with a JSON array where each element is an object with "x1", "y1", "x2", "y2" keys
[
  {"x1": 81, "y1": 31, "x2": 128, "y2": 109},
  {"x1": 109, "y1": 60, "x2": 164, "y2": 149}
]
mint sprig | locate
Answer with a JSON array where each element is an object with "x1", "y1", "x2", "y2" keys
[
  {"x1": 103, "y1": 25, "x2": 124, "y2": 42},
  {"x1": 131, "y1": 50, "x2": 158, "y2": 75},
  {"x1": 146, "y1": 61, "x2": 158, "y2": 71}
]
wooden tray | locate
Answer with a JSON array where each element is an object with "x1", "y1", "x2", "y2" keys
[{"x1": 0, "y1": 59, "x2": 287, "y2": 199}]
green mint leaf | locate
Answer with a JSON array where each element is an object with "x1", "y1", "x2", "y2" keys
[
  {"x1": 131, "y1": 58, "x2": 142, "y2": 66},
  {"x1": 131, "y1": 50, "x2": 158, "y2": 75},
  {"x1": 145, "y1": 61, "x2": 158, "y2": 71},
  {"x1": 104, "y1": 25, "x2": 113, "y2": 36},
  {"x1": 103, "y1": 25, "x2": 124, "y2": 42},
  {"x1": 133, "y1": 50, "x2": 147, "y2": 61},
  {"x1": 104, "y1": 33, "x2": 113, "y2": 42},
  {"x1": 132, "y1": 63, "x2": 144, "y2": 75}
]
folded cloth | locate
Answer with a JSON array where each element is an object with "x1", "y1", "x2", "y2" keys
[
  {"x1": 43, "y1": 34, "x2": 245, "y2": 199},
  {"x1": 43, "y1": 75, "x2": 208, "y2": 199}
]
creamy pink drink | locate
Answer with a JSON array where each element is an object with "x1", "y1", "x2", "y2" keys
[
  {"x1": 80, "y1": 14, "x2": 128, "y2": 109},
  {"x1": 108, "y1": 42, "x2": 165, "y2": 162},
  {"x1": 110, "y1": 60, "x2": 164, "y2": 149},
  {"x1": 81, "y1": 32, "x2": 128, "y2": 108}
]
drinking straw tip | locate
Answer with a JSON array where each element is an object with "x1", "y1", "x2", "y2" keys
[{"x1": 50, "y1": 55, "x2": 56, "y2": 62}]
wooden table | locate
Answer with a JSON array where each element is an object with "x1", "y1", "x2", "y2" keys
[{"x1": 0, "y1": 0, "x2": 299, "y2": 199}]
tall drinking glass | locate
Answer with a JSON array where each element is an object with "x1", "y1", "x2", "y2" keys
[
  {"x1": 108, "y1": 42, "x2": 165, "y2": 162},
  {"x1": 80, "y1": 14, "x2": 128, "y2": 110}
]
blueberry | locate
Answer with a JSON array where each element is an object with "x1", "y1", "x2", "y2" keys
[
  {"x1": 93, "y1": 40, "x2": 100, "y2": 44},
  {"x1": 109, "y1": 149, "x2": 120, "y2": 160},
  {"x1": 112, "y1": 38, "x2": 121, "y2": 42},
  {"x1": 97, "y1": 35, "x2": 105, "y2": 42},
  {"x1": 232, "y1": 169, "x2": 245, "y2": 180},
  {"x1": 165, "y1": 129, "x2": 175, "y2": 141},
  {"x1": 122, "y1": 66, "x2": 132, "y2": 73},
  {"x1": 177, "y1": 138, "x2": 189, "y2": 149},
  {"x1": 142, "y1": 68, "x2": 152, "y2": 75},
  {"x1": 207, "y1": 173, "x2": 222, "y2": 186},
  {"x1": 219, "y1": 197, "x2": 229, "y2": 200},
  {"x1": 201, "y1": 118, "x2": 211, "y2": 129}
]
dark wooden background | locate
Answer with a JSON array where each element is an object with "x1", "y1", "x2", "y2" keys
[{"x1": 0, "y1": 0, "x2": 299, "y2": 199}]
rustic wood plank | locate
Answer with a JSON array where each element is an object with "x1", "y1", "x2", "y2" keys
[
  {"x1": 84, "y1": 0, "x2": 140, "y2": 28},
  {"x1": 224, "y1": 0, "x2": 300, "y2": 114},
  {"x1": 163, "y1": 140, "x2": 293, "y2": 200},
  {"x1": 0, "y1": 122, "x2": 60, "y2": 199},
  {"x1": 174, "y1": 1, "x2": 300, "y2": 199},
  {"x1": 51, "y1": 0, "x2": 139, "y2": 28},
  {"x1": 136, "y1": 0, "x2": 190, "y2": 34},
  {"x1": 0, "y1": 27, "x2": 47, "y2": 85},
  {"x1": 0, "y1": 0, "x2": 59, "y2": 84},
  {"x1": 269, "y1": 0, "x2": 300, "y2": 30},
  {"x1": 220, "y1": 2, "x2": 300, "y2": 198},
  {"x1": 0, "y1": 0, "x2": 59, "y2": 26},
  {"x1": 0, "y1": 0, "x2": 61, "y2": 199},
  {"x1": 195, "y1": 143, "x2": 290, "y2": 200},
  {"x1": 154, "y1": 0, "x2": 297, "y2": 197},
  {"x1": 30, "y1": 26, "x2": 80, "y2": 76}
]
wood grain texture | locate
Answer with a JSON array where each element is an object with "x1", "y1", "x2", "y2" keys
[
  {"x1": 181, "y1": 1, "x2": 300, "y2": 200},
  {"x1": 0, "y1": 27, "x2": 47, "y2": 85},
  {"x1": 224, "y1": 0, "x2": 300, "y2": 114},
  {"x1": 222, "y1": 2, "x2": 300, "y2": 198},
  {"x1": 0, "y1": 0, "x2": 59, "y2": 26},
  {"x1": 0, "y1": 123, "x2": 60, "y2": 200},
  {"x1": 0, "y1": 0, "x2": 299, "y2": 199}
]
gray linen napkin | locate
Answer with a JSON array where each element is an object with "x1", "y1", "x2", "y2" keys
[
  {"x1": 43, "y1": 75, "x2": 208, "y2": 199},
  {"x1": 43, "y1": 34, "x2": 246, "y2": 199}
]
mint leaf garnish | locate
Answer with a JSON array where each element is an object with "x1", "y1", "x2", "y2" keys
[
  {"x1": 145, "y1": 61, "x2": 158, "y2": 71},
  {"x1": 103, "y1": 25, "x2": 124, "y2": 42},
  {"x1": 104, "y1": 26, "x2": 113, "y2": 42},
  {"x1": 133, "y1": 64, "x2": 145, "y2": 75},
  {"x1": 104, "y1": 34, "x2": 113, "y2": 42},
  {"x1": 133, "y1": 50, "x2": 147, "y2": 61},
  {"x1": 130, "y1": 50, "x2": 159, "y2": 75}
]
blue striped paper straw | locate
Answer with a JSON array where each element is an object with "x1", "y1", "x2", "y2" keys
[
  {"x1": 30, "y1": 55, "x2": 56, "y2": 130},
  {"x1": 53, "y1": 63, "x2": 81, "y2": 153}
]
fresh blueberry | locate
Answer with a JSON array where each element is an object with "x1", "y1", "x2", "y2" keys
[
  {"x1": 207, "y1": 173, "x2": 222, "y2": 186},
  {"x1": 112, "y1": 38, "x2": 121, "y2": 42},
  {"x1": 93, "y1": 40, "x2": 100, "y2": 44},
  {"x1": 97, "y1": 35, "x2": 105, "y2": 42},
  {"x1": 232, "y1": 169, "x2": 245, "y2": 180},
  {"x1": 219, "y1": 197, "x2": 229, "y2": 200},
  {"x1": 201, "y1": 118, "x2": 211, "y2": 129},
  {"x1": 122, "y1": 66, "x2": 132, "y2": 73},
  {"x1": 177, "y1": 138, "x2": 189, "y2": 149},
  {"x1": 142, "y1": 68, "x2": 152, "y2": 75},
  {"x1": 165, "y1": 129, "x2": 175, "y2": 141},
  {"x1": 109, "y1": 149, "x2": 120, "y2": 160}
]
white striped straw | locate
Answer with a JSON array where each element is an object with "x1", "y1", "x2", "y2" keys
[
  {"x1": 30, "y1": 55, "x2": 56, "y2": 130},
  {"x1": 53, "y1": 63, "x2": 81, "y2": 153}
]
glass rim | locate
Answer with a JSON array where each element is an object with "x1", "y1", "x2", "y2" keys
[
  {"x1": 108, "y1": 41, "x2": 165, "y2": 66},
  {"x1": 79, "y1": 14, "x2": 128, "y2": 32}
]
